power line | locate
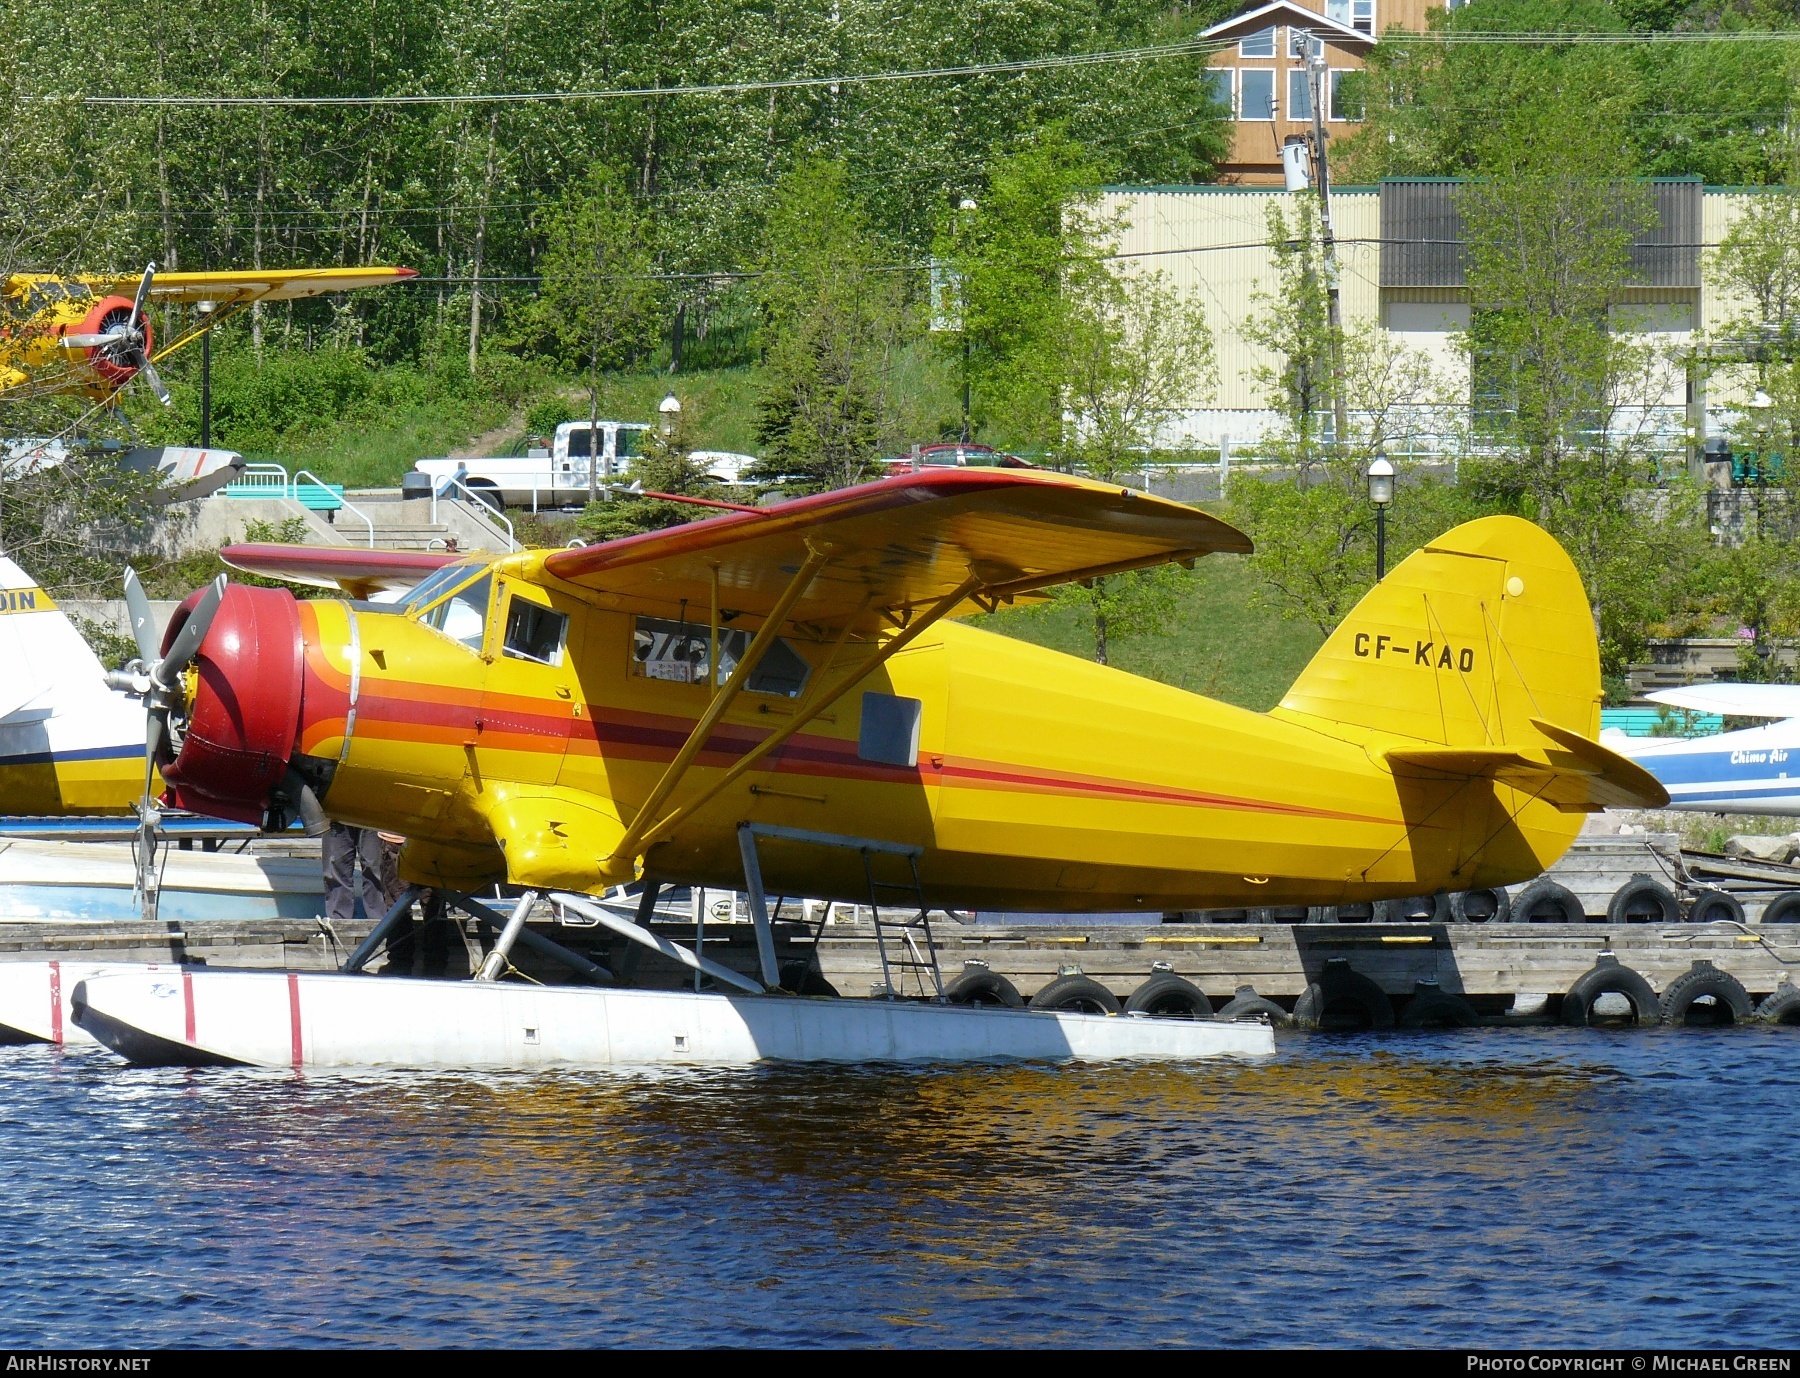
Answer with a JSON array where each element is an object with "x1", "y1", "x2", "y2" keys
[
  {"x1": 74, "y1": 38, "x2": 1228, "y2": 108},
  {"x1": 61, "y1": 27, "x2": 1800, "y2": 109}
]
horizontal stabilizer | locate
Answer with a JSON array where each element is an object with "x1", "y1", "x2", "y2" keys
[
  {"x1": 1387, "y1": 718, "x2": 1669, "y2": 812},
  {"x1": 1646, "y1": 682, "x2": 1800, "y2": 721}
]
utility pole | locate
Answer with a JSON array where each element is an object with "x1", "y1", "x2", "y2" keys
[{"x1": 1305, "y1": 39, "x2": 1351, "y2": 449}]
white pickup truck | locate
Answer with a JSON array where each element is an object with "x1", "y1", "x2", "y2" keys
[{"x1": 412, "y1": 421, "x2": 755, "y2": 509}]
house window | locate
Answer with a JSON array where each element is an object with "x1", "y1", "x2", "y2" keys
[
  {"x1": 1330, "y1": 70, "x2": 1365, "y2": 122},
  {"x1": 1205, "y1": 68, "x2": 1234, "y2": 115},
  {"x1": 1288, "y1": 70, "x2": 1313, "y2": 122},
  {"x1": 1239, "y1": 27, "x2": 1275, "y2": 57},
  {"x1": 1238, "y1": 68, "x2": 1275, "y2": 121},
  {"x1": 1327, "y1": 0, "x2": 1376, "y2": 31}
]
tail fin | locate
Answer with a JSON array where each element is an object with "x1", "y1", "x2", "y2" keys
[
  {"x1": 0, "y1": 556, "x2": 108, "y2": 720},
  {"x1": 1274, "y1": 516, "x2": 1665, "y2": 810}
]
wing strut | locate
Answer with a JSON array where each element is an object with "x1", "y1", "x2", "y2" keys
[
  {"x1": 610, "y1": 546, "x2": 831, "y2": 863},
  {"x1": 618, "y1": 572, "x2": 983, "y2": 865}
]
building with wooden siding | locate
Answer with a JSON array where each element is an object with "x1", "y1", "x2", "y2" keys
[{"x1": 1203, "y1": 0, "x2": 1448, "y2": 184}]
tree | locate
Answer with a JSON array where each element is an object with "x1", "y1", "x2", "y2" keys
[
  {"x1": 1453, "y1": 97, "x2": 1701, "y2": 681},
  {"x1": 749, "y1": 160, "x2": 917, "y2": 496},
  {"x1": 576, "y1": 401, "x2": 724, "y2": 542},
  {"x1": 942, "y1": 126, "x2": 1112, "y2": 455},
  {"x1": 535, "y1": 163, "x2": 661, "y2": 503},
  {"x1": 1228, "y1": 195, "x2": 1460, "y2": 635}
]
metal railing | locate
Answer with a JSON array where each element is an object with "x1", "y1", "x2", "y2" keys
[
  {"x1": 223, "y1": 462, "x2": 290, "y2": 496},
  {"x1": 432, "y1": 478, "x2": 517, "y2": 551},
  {"x1": 292, "y1": 468, "x2": 374, "y2": 547}
]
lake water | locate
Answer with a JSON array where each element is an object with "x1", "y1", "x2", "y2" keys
[{"x1": 3, "y1": 1027, "x2": 1796, "y2": 1348}]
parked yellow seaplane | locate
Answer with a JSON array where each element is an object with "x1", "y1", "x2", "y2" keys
[
  {"x1": 65, "y1": 468, "x2": 1666, "y2": 1070},
  {"x1": 0, "y1": 262, "x2": 416, "y2": 405}
]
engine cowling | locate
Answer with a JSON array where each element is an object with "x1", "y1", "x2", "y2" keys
[
  {"x1": 159, "y1": 583, "x2": 304, "y2": 826},
  {"x1": 69, "y1": 295, "x2": 149, "y2": 386}
]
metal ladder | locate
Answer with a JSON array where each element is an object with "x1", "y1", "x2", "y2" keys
[
  {"x1": 861, "y1": 847, "x2": 944, "y2": 1000},
  {"x1": 736, "y1": 823, "x2": 944, "y2": 1000}
]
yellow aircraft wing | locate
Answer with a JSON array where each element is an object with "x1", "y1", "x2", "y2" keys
[
  {"x1": 1387, "y1": 717, "x2": 1669, "y2": 812},
  {"x1": 86, "y1": 267, "x2": 418, "y2": 305},
  {"x1": 535, "y1": 467, "x2": 1251, "y2": 631}
]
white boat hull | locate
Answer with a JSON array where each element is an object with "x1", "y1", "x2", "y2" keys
[
  {"x1": 0, "y1": 960, "x2": 178, "y2": 1045},
  {"x1": 72, "y1": 970, "x2": 1277, "y2": 1069}
]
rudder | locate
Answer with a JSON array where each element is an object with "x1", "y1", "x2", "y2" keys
[{"x1": 1274, "y1": 516, "x2": 1601, "y2": 750}]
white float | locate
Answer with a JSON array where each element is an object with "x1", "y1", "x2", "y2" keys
[
  {"x1": 0, "y1": 960, "x2": 178, "y2": 1045},
  {"x1": 71, "y1": 969, "x2": 1276, "y2": 1069}
]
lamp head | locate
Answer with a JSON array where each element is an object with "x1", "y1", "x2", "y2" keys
[{"x1": 1367, "y1": 456, "x2": 1396, "y2": 507}]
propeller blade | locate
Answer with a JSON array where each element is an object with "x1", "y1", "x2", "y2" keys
[
  {"x1": 138, "y1": 356, "x2": 172, "y2": 407},
  {"x1": 130, "y1": 262, "x2": 157, "y2": 326},
  {"x1": 59, "y1": 331, "x2": 129, "y2": 349},
  {"x1": 158, "y1": 574, "x2": 226, "y2": 678},
  {"x1": 144, "y1": 711, "x2": 164, "y2": 796},
  {"x1": 120, "y1": 567, "x2": 161, "y2": 665}
]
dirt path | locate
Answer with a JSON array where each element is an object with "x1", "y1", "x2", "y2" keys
[{"x1": 449, "y1": 409, "x2": 526, "y2": 460}]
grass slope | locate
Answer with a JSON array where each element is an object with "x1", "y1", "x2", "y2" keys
[{"x1": 970, "y1": 554, "x2": 1323, "y2": 713}]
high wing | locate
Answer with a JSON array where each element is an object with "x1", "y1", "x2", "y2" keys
[
  {"x1": 533, "y1": 468, "x2": 1251, "y2": 632},
  {"x1": 1646, "y1": 683, "x2": 1800, "y2": 721},
  {"x1": 1387, "y1": 718, "x2": 1669, "y2": 812},
  {"x1": 220, "y1": 545, "x2": 458, "y2": 599},
  {"x1": 86, "y1": 267, "x2": 418, "y2": 305}
]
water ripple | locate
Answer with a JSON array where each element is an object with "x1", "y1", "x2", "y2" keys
[{"x1": 0, "y1": 1029, "x2": 1796, "y2": 1346}]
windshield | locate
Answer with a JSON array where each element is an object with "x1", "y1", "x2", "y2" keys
[
  {"x1": 400, "y1": 562, "x2": 481, "y2": 614},
  {"x1": 422, "y1": 575, "x2": 492, "y2": 651}
]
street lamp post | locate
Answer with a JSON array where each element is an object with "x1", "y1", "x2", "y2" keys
[
  {"x1": 659, "y1": 391, "x2": 682, "y2": 438},
  {"x1": 1367, "y1": 455, "x2": 1395, "y2": 581},
  {"x1": 197, "y1": 300, "x2": 215, "y2": 447}
]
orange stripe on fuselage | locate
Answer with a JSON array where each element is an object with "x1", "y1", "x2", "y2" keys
[{"x1": 311, "y1": 654, "x2": 1396, "y2": 828}]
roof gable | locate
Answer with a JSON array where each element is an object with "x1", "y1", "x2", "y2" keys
[{"x1": 1201, "y1": 2, "x2": 1374, "y2": 47}]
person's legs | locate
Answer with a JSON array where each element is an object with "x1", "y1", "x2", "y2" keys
[{"x1": 322, "y1": 824, "x2": 359, "y2": 927}]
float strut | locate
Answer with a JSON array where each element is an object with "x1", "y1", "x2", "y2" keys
[
  {"x1": 476, "y1": 890, "x2": 540, "y2": 981},
  {"x1": 341, "y1": 886, "x2": 422, "y2": 974},
  {"x1": 737, "y1": 825, "x2": 782, "y2": 989},
  {"x1": 453, "y1": 893, "x2": 614, "y2": 985}
]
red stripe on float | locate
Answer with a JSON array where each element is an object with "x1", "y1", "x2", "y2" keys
[
  {"x1": 48, "y1": 961, "x2": 61, "y2": 1045},
  {"x1": 183, "y1": 970, "x2": 196, "y2": 1043},
  {"x1": 287, "y1": 972, "x2": 303, "y2": 1069}
]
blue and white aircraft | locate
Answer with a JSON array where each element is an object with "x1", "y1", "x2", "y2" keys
[{"x1": 1605, "y1": 683, "x2": 1800, "y2": 816}]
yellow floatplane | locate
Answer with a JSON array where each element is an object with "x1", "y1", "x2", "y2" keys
[{"x1": 67, "y1": 469, "x2": 1665, "y2": 1068}]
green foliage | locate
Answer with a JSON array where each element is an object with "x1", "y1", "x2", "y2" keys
[
  {"x1": 1038, "y1": 566, "x2": 1189, "y2": 666},
  {"x1": 750, "y1": 161, "x2": 921, "y2": 495},
  {"x1": 530, "y1": 164, "x2": 661, "y2": 379},
  {"x1": 974, "y1": 551, "x2": 1323, "y2": 711},
  {"x1": 1229, "y1": 196, "x2": 1470, "y2": 634},
  {"x1": 1338, "y1": 0, "x2": 1799, "y2": 186},
  {"x1": 68, "y1": 613, "x2": 139, "y2": 672},
  {"x1": 944, "y1": 127, "x2": 1112, "y2": 453},
  {"x1": 1, "y1": 448, "x2": 163, "y2": 598}
]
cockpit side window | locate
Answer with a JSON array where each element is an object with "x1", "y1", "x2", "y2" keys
[
  {"x1": 423, "y1": 574, "x2": 492, "y2": 651},
  {"x1": 503, "y1": 597, "x2": 568, "y2": 666},
  {"x1": 629, "y1": 615, "x2": 811, "y2": 697}
]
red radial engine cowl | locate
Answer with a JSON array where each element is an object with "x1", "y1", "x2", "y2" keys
[
  {"x1": 160, "y1": 583, "x2": 304, "y2": 825},
  {"x1": 72, "y1": 295, "x2": 149, "y2": 386}
]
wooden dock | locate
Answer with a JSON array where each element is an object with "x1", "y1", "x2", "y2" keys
[{"x1": 4, "y1": 910, "x2": 1797, "y2": 1019}]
